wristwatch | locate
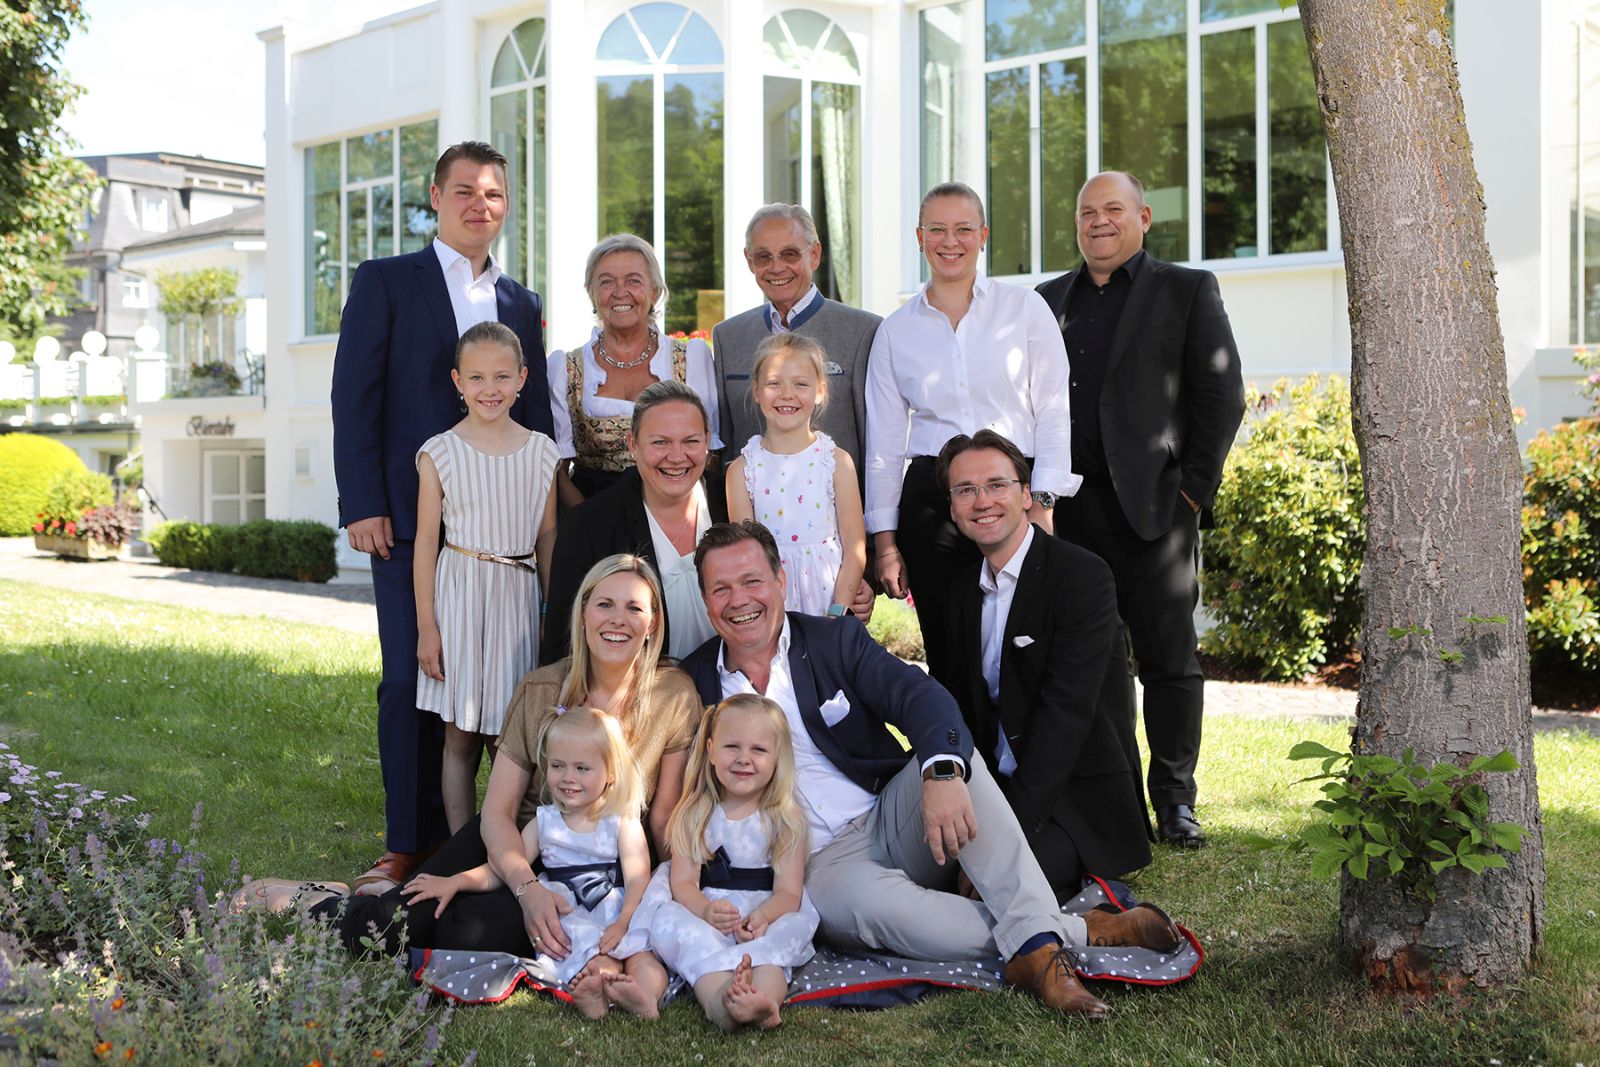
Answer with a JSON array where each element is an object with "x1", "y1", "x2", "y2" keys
[
  {"x1": 1031, "y1": 490, "x2": 1058, "y2": 509},
  {"x1": 922, "y1": 758, "x2": 961, "y2": 782},
  {"x1": 826, "y1": 603, "x2": 848, "y2": 617}
]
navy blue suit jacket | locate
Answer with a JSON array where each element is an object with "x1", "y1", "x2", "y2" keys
[
  {"x1": 682, "y1": 613, "x2": 974, "y2": 796},
  {"x1": 330, "y1": 248, "x2": 553, "y2": 540}
]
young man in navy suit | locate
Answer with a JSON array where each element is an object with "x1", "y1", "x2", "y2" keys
[
  {"x1": 332, "y1": 141, "x2": 553, "y2": 893},
  {"x1": 673, "y1": 520, "x2": 1181, "y2": 1018}
]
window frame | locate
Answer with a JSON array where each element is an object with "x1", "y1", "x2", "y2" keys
[{"x1": 486, "y1": 17, "x2": 550, "y2": 298}]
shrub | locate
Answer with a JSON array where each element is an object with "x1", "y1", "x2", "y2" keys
[
  {"x1": 148, "y1": 520, "x2": 237, "y2": 573},
  {"x1": 1202, "y1": 376, "x2": 1365, "y2": 680},
  {"x1": 78, "y1": 503, "x2": 139, "y2": 547},
  {"x1": 867, "y1": 595, "x2": 925, "y2": 662},
  {"x1": 232, "y1": 519, "x2": 339, "y2": 583},
  {"x1": 1522, "y1": 416, "x2": 1600, "y2": 672},
  {"x1": 0, "y1": 742, "x2": 457, "y2": 1064},
  {"x1": 0, "y1": 433, "x2": 85, "y2": 535},
  {"x1": 40, "y1": 466, "x2": 113, "y2": 521}
]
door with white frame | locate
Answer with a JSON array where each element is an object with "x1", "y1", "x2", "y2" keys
[{"x1": 203, "y1": 449, "x2": 266, "y2": 525}]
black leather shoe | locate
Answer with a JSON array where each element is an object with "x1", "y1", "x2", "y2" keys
[{"x1": 1156, "y1": 805, "x2": 1207, "y2": 849}]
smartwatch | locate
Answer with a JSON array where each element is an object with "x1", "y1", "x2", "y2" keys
[
  {"x1": 922, "y1": 758, "x2": 961, "y2": 782},
  {"x1": 826, "y1": 603, "x2": 848, "y2": 617},
  {"x1": 1031, "y1": 490, "x2": 1058, "y2": 509}
]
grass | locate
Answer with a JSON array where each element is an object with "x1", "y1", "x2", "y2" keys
[{"x1": 2, "y1": 577, "x2": 1597, "y2": 1065}]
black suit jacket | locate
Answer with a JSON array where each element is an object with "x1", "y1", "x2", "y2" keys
[
  {"x1": 331, "y1": 248, "x2": 552, "y2": 539},
  {"x1": 682, "y1": 612, "x2": 973, "y2": 796},
  {"x1": 946, "y1": 528, "x2": 1151, "y2": 881},
  {"x1": 1036, "y1": 257, "x2": 1244, "y2": 540},
  {"x1": 540, "y1": 467, "x2": 727, "y2": 662}
]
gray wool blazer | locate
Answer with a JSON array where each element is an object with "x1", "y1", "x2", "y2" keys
[{"x1": 710, "y1": 297, "x2": 881, "y2": 485}]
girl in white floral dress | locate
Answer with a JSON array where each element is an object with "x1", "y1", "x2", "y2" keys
[
  {"x1": 726, "y1": 334, "x2": 866, "y2": 616},
  {"x1": 650, "y1": 694, "x2": 816, "y2": 1031}
]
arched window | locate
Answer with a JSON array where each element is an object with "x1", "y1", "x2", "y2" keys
[
  {"x1": 762, "y1": 10, "x2": 862, "y2": 305},
  {"x1": 489, "y1": 18, "x2": 548, "y2": 295},
  {"x1": 596, "y1": 3, "x2": 725, "y2": 334}
]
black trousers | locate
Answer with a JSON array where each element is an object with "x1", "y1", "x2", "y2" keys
[
  {"x1": 896, "y1": 457, "x2": 983, "y2": 693},
  {"x1": 370, "y1": 541, "x2": 448, "y2": 853},
  {"x1": 328, "y1": 815, "x2": 534, "y2": 957},
  {"x1": 1055, "y1": 478, "x2": 1204, "y2": 809}
]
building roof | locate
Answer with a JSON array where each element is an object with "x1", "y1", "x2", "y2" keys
[{"x1": 122, "y1": 203, "x2": 266, "y2": 252}]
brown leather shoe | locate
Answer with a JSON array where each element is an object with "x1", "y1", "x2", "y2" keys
[
  {"x1": 1003, "y1": 943, "x2": 1108, "y2": 1018},
  {"x1": 1083, "y1": 903, "x2": 1181, "y2": 952},
  {"x1": 350, "y1": 850, "x2": 425, "y2": 897}
]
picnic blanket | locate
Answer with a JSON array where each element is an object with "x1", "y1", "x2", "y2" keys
[{"x1": 410, "y1": 876, "x2": 1204, "y2": 1009}]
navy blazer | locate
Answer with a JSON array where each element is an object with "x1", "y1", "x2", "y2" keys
[
  {"x1": 330, "y1": 248, "x2": 553, "y2": 540},
  {"x1": 945, "y1": 528, "x2": 1152, "y2": 879},
  {"x1": 682, "y1": 612, "x2": 974, "y2": 796}
]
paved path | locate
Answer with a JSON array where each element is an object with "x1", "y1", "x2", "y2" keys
[{"x1": 3, "y1": 537, "x2": 1594, "y2": 735}]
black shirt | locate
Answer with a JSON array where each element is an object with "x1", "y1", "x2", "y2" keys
[{"x1": 1061, "y1": 250, "x2": 1145, "y2": 478}]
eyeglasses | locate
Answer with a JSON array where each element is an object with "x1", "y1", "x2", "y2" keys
[
  {"x1": 749, "y1": 248, "x2": 807, "y2": 268},
  {"x1": 920, "y1": 224, "x2": 981, "y2": 242},
  {"x1": 949, "y1": 478, "x2": 1021, "y2": 503}
]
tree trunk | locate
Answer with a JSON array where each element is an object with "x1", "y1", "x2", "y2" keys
[{"x1": 1297, "y1": 1, "x2": 1544, "y2": 990}]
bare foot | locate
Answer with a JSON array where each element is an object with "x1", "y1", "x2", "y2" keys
[
  {"x1": 230, "y1": 878, "x2": 348, "y2": 914},
  {"x1": 569, "y1": 973, "x2": 610, "y2": 1020},
  {"x1": 722, "y1": 955, "x2": 781, "y2": 1030},
  {"x1": 602, "y1": 971, "x2": 659, "y2": 1019}
]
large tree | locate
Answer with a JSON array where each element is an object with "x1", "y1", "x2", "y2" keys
[
  {"x1": 0, "y1": 1, "x2": 100, "y2": 346},
  {"x1": 1297, "y1": 1, "x2": 1545, "y2": 989}
]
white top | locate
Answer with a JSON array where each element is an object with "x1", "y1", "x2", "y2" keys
[
  {"x1": 432, "y1": 237, "x2": 503, "y2": 335},
  {"x1": 716, "y1": 618, "x2": 875, "y2": 851},
  {"x1": 977, "y1": 524, "x2": 1036, "y2": 778},
  {"x1": 863, "y1": 273, "x2": 1079, "y2": 533},
  {"x1": 547, "y1": 333, "x2": 723, "y2": 458},
  {"x1": 644, "y1": 482, "x2": 716, "y2": 660},
  {"x1": 766, "y1": 284, "x2": 821, "y2": 333}
]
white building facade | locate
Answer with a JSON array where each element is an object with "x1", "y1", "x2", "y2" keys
[{"x1": 256, "y1": 0, "x2": 1598, "y2": 571}]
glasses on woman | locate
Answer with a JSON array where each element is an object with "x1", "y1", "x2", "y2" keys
[{"x1": 949, "y1": 478, "x2": 1021, "y2": 503}]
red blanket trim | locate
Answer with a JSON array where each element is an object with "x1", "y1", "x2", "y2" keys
[
  {"x1": 785, "y1": 978, "x2": 982, "y2": 1005},
  {"x1": 411, "y1": 948, "x2": 574, "y2": 1006}
]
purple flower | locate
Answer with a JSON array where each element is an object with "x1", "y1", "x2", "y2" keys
[
  {"x1": 67, "y1": 807, "x2": 84, "y2": 820},
  {"x1": 0, "y1": 792, "x2": 9, "y2": 803}
]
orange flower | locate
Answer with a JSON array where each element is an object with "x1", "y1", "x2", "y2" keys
[
  {"x1": 308, "y1": 1060, "x2": 323, "y2": 1067},
  {"x1": 124, "y1": 1050, "x2": 135, "y2": 1061},
  {"x1": 372, "y1": 1052, "x2": 385, "y2": 1060},
  {"x1": 111, "y1": 997, "x2": 124, "y2": 1010},
  {"x1": 95, "y1": 1042, "x2": 112, "y2": 1057},
  {"x1": 304, "y1": 1021, "x2": 319, "y2": 1029}
]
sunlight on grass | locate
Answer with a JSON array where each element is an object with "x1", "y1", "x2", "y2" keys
[{"x1": 2, "y1": 578, "x2": 1597, "y2": 1066}]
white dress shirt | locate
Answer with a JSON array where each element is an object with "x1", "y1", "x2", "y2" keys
[
  {"x1": 717, "y1": 618, "x2": 876, "y2": 851},
  {"x1": 432, "y1": 238, "x2": 502, "y2": 336},
  {"x1": 978, "y1": 524, "x2": 1036, "y2": 778},
  {"x1": 766, "y1": 284, "x2": 821, "y2": 333},
  {"x1": 863, "y1": 274, "x2": 1079, "y2": 533},
  {"x1": 546, "y1": 333, "x2": 723, "y2": 458},
  {"x1": 644, "y1": 484, "x2": 716, "y2": 660}
]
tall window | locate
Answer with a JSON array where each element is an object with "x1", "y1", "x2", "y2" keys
[
  {"x1": 304, "y1": 118, "x2": 439, "y2": 336},
  {"x1": 490, "y1": 19, "x2": 548, "y2": 296},
  {"x1": 596, "y1": 3, "x2": 725, "y2": 334},
  {"x1": 1565, "y1": 11, "x2": 1600, "y2": 344},
  {"x1": 918, "y1": 1, "x2": 1329, "y2": 276},
  {"x1": 762, "y1": 11, "x2": 862, "y2": 305}
]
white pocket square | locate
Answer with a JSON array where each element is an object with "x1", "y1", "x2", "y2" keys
[{"x1": 1012, "y1": 635, "x2": 1035, "y2": 648}]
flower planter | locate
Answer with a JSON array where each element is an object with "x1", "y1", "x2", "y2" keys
[{"x1": 33, "y1": 534, "x2": 125, "y2": 561}]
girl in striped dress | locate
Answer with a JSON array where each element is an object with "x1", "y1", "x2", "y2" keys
[{"x1": 416, "y1": 320, "x2": 560, "y2": 833}]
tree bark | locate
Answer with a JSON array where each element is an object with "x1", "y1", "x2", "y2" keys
[{"x1": 1297, "y1": 1, "x2": 1544, "y2": 990}]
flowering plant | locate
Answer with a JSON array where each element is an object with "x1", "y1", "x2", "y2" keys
[
  {"x1": 1576, "y1": 346, "x2": 1600, "y2": 413},
  {"x1": 32, "y1": 511, "x2": 80, "y2": 538},
  {"x1": 0, "y1": 742, "x2": 462, "y2": 1063}
]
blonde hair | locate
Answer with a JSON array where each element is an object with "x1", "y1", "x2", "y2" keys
[
  {"x1": 562, "y1": 554, "x2": 664, "y2": 719},
  {"x1": 667, "y1": 695, "x2": 808, "y2": 876},
  {"x1": 534, "y1": 706, "x2": 644, "y2": 819},
  {"x1": 750, "y1": 333, "x2": 829, "y2": 420}
]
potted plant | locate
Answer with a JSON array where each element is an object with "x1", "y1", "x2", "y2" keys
[
  {"x1": 31, "y1": 469, "x2": 132, "y2": 560},
  {"x1": 185, "y1": 360, "x2": 242, "y2": 397}
]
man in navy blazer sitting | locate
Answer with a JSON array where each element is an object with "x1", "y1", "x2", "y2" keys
[
  {"x1": 331, "y1": 141, "x2": 553, "y2": 894},
  {"x1": 682, "y1": 520, "x2": 1181, "y2": 1017}
]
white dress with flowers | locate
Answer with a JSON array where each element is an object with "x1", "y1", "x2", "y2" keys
[{"x1": 738, "y1": 433, "x2": 842, "y2": 615}]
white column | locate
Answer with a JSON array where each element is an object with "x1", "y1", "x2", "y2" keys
[
  {"x1": 721, "y1": 0, "x2": 763, "y2": 318},
  {"x1": 258, "y1": 22, "x2": 295, "y2": 520},
  {"x1": 545, "y1": 0, "x2": 600, "y2": 345}
]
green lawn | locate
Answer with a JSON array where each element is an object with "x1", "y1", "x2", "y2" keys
[{"x1": 2, "y1": 578, "x2": 1597, "y2": 1065}]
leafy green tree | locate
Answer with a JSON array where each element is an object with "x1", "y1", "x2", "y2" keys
[
  {"x1": 0, "y1": 2, "x2": 100, "y2": 346},
  {"x1": 157, "y1": 267, "x2": 241, "y2": 366}
]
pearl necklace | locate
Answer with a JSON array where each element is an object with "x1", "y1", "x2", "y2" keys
[{"x1": 596, "y1": 327, "x2": 658, "y2": 371}]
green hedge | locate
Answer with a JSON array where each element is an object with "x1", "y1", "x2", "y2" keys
[
  {"x1": 1202, "y1": 376, "x2": 1365, "y2": 680},
  {"x1": 0, "y1": 434, "x2": 86, "y2": 535},
  {"x1": 41, "y1": 467, "x2": 113, "y2": 521},
  {"x1": 149, "y1": 518, "x2": 337, "y2": 583},
  {"x1": 1522, "y1": 417, "x2": 1600, "y2": 673},
  {"x1": 231, "y1": 519, "x2": 338, "y2": 583}
]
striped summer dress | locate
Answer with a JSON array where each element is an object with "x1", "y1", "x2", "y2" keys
[{"x1": 415, "y1": 429, "x2": 559, "y2": 735}]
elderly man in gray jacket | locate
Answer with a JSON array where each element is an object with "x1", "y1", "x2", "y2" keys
[{"x1": 712, "y1": 203, "x2": 881, "y2": 618}]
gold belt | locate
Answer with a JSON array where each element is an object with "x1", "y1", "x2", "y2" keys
[{"x1": 446, "y1": 542, "x2": 536, "y2": 573}]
